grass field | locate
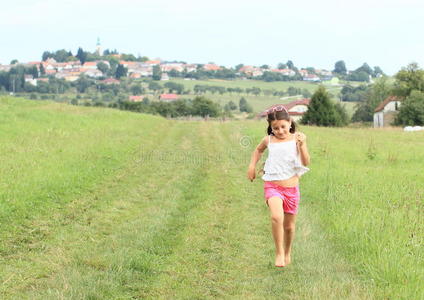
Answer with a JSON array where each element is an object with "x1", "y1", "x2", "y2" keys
[
  {"x1": 162, "y1": 79, "x2": 345, "y2": 114},
  {"x1": 1, "y1": 97, "x2": 422, "y2": 299}
]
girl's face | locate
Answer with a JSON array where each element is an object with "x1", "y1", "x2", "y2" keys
[{"x1": 270, "y1": 119, "x2": 291, "y2": 139}]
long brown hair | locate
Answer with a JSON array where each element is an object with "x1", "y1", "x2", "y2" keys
[{"x1": 266, "y1": 109, "x2": 296, "y2": 135}]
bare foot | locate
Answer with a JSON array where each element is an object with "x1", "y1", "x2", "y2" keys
[
  {"x1": 284, "y1": 253, "x2": 291, "y2": 266},
  {"x1": 275, "y1": 254, "x2": 285, "y2": 267}
]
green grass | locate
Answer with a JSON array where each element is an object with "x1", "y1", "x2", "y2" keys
[
  {"x1": 0, "y1": 96, "x2": 422, "y2": 299},
  {"x1": 168, "y1": 78, "x2": 320, "y2": 92}
]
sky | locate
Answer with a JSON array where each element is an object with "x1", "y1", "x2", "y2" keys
[{"x1": 1, "y1": 0, "x2": 423, "y2": 75}]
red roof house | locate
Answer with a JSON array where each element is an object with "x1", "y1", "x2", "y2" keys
[{"x1": 159, "y1": 93, "x2": 179, "y2": 102}]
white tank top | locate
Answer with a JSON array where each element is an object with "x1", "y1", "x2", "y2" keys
[{"x1": 262, "y1": 134, "x2": 310, "y2": 181}]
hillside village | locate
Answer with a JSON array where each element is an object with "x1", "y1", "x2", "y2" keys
[
  {"x1": 0, "y1": 57, "x2": 334, "y2": 85},
  {"x1": 0, "y1": 44, "x2": 422, "y2": 128}
]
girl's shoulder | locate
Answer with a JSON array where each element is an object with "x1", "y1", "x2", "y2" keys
[{"x1": 261, "y1": 135, "x2": 271, "y2": 146}]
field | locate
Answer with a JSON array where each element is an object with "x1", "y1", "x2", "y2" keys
[
  {"x1": 1, "y1": 96, "x2": 422, "y2": 299},
  {"x1": 166, "y1": 79, "x2": 346, "y2": 114}
]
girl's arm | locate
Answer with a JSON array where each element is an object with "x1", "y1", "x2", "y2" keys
[
  {"x1": 296, "y1": 132, "x2": 310, "y2": 166},
  {"x1": 247, "y1": 136, "x2": 268, "y2": 181}
]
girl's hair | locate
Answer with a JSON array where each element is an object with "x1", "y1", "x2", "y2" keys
[{"x1": 266, "y1": 109, "x2": 296, "y2": 135}]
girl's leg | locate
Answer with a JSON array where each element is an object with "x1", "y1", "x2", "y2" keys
[
  {"x1": 283, "y1": 213, "x2": 297, "y2": 265},
  {"x1": 267, "y1": 196, "x2": 285, "y2": 266}
]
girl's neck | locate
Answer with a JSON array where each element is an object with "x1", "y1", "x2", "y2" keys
[{"x1": 272, "y1": 133, "x2": 293, "y2": 142}]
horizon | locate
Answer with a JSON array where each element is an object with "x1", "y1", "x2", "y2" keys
[{"x1": 1, "y1": 0, "x2": 424, "y2": 76}]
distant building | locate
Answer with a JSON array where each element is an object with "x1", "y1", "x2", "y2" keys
[
  {"x1": 100, "y1": 78, "x2": 120, "y2": 85},
  {"x1": 303, "y1": 74, "x2": 321, "y2": 82},
  {"x1": 128, "y1": 95, "x2": 144, "y2": 102},
  {"x1": 160, "y1": 73, "x2": 169, "y2": 81},
  {"x1": 24, "y1": 75, "x2": 37, "y2": 86},
  {"x1": 96, "y1": 37, "x2": 102, "y2": 55},
  {"x1": 203, "y1": 64, "x2": 221, "y2": 71},
  {"x1": 373, "y1": 96, "x2": 402, "y2": 128},
  {"x1": 159, "y1": 93, "x2": 179, "y2": 102}
]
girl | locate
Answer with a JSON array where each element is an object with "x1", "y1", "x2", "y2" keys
[{"x1": 247, "y1": 105, "x2": 310, "y2": 267}]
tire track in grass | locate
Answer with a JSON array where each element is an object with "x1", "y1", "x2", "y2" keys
[
  {"x1": 1, "y1": 121, "x2": 206, "y2": 299},
  {"x1": 221, "y1": 121, "x2": 373, "y2": 299},
  {"x1": 143, "y1": 121, "x2": 374, "y2": 299}
]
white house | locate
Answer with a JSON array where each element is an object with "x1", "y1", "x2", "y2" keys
[{"x1": 373, "y1": 96, "x2": 402, "y2": 128}]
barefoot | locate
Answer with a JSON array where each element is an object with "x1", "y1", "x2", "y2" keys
[
  {"x1": 275, "y1": 254, "x2": 285, "y2": 267},
  {"x1": 284, "y1": 253, "x2": 291, "y2": 266}
]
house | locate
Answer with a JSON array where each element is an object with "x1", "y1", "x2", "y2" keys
[
  {"x1": 159, "y1": 93, "x2": 179, "y2": 102},
  {"x1": 145, "y1": 60, "x2": 161, "y2": 66},
  {"x1": 128, "y1": 95, "x2": 143, "y2": 102},
  {"x1": 161, "y1": 63, "x2": 184, "y2": 72},
  {"x1": 24, "y1": 75, "x2": 37, "y2": 86},
  {"x1": 239, "y1": 66, "x2": 263, "y2": 77},
  {"x1": 303, "y1": 74, "x2": 321, "y2": 82},
  {"x1": 160, "y1": 73, "x2": 169, "y2": 81},
  {"x1": 271, "y1": 69, "x2": 296, "y2": 77},
  {"x1": 184, "y1": 64, "x2": 197, "y2": 72},
  {"x1": 0, "y1": 64, "x2": 11, "y2": 72},
  {"x1": 203, "y1": 64, "x2": 221, "y2": 71},
  {"x1": 80, "y1": 68, "x2": 103, "y2": 78},
  {"x1": 82, "y1": 62, "x2": 98, "y2": 69},
  {"x1": 129, "y1": 73, "x2": 141, "y2": 79},
  {"x1": 373, "y1": 96, "x2": 402, "y2": 128},
  {"x1": 258, "y1": 99, "x2": 311, "y2": 122},
  {"x1": 100, "y1": 78, "x2": 120, "y2": 85}
]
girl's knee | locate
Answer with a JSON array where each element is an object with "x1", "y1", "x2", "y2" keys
[
  {"x1": 284, "y1": 224, "x2": 295, "y2": 233},
  {"x1": 271, "y1": 214, "x2": 284, "y2": 224}
]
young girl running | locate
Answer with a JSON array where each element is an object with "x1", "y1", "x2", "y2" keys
[{"x1": 247, "y1": 106, "x2": 310, "y2": 267}]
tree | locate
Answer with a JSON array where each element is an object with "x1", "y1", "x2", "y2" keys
[
  {"x1": 192, "y1": 96, "x2": 220, "y2": 117},
  {"x1": 373, "y1": 66, "x2": 384, "y2": 77},
  {"x1": 394, "y1": 90, "x2": 424, "y2": 125},
  {"x1": 39, "y1": 63, "x2": 46, "y2": 75},
  {"x1": 277, "y1": 63, "x2": 287, "y2": 69},
  {"x1": 152, "y1": 65, "x2": 162, "y2": 80},
  {"x1": 227, "y1": 100, "x2": 237, "y2": 110},
  {"x1": 356, "y1": 63, "x2": 373, "y2": 75},
  {"x1": 148, "y1": 81, "x2": 162, "y2": 93},
  {"x1": 42, "y1": 51, "x2": 51, "y2": 61},
  {"x1": 301, "y1": 86, "x2": 346, "y2": 126},
  {"x1": 10, "y1": 59, "x2": 18, "y2": 65},
  {"x1": 286, "y1": 60, "x2": 295, "y2": 70},
  {"x1": 164, "y1": 81, "x2": 184, "y2": 94},
  {"x1": 391, "y1": 63, "x2": 424, "y2": 125},
  {"x1": 75, "y1": 75, "x2": 91, "y2": 93},
  {"x1": 235, "y1": 64, "x2": 244, "y2": 71},
  {"x1": 333, "y1": 60, "x2": 347, "y2": 75},
  {"x1": 54, "y1": 49, "x2": 71, "y2": 62},
  {"x1": 239, "y1": 97, "x2": 253, "y2": 113},
  {"x1": 97, "y1": 62, "x2": 109, "y2": 74},
  {"x1": 347, "y1": 71, "x2": 370, "y2": 82},
  {"x1": 131, "y1": 84, "x2": 144, "y2": 95},
  {"x1": 351, "y1": 76, "x2": 392, "y2": 122},
  {"x1": 115, "y1": 64, "x2": 127, "y2": 79},
  {"x1": 392, "y1": 63, "x2": 424, "y2": 97},
  {"x1": 76, "y1": 47, "x2": 87, "y2": 64},
  {"x1": 30, "y1": 65, "x2": 39, "y2": 78}
]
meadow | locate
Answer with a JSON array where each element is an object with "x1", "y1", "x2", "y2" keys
[
  {"x1": 0, "y1": 96, "x2": 422, "y2": 299},
  {"x1": 166, "y1": 78, "x2": 347, "y2": 114}
]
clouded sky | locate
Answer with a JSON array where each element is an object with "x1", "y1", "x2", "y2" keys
[{"x1": 1, "y1": 0, "x2": 423, "y2": 75}]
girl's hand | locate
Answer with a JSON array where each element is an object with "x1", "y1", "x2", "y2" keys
[
  {"x1": 295, "y1": 132, "x2": 307, "y2": 147},
  {"x1": 247, "y1": 165, "x2": 256, "y2": 182}
]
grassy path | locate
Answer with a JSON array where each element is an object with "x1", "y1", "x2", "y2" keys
[{"x1": 1, "y1": 114, "x2": 374, "y2": 299}]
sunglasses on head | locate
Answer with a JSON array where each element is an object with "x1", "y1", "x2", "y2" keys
[{"x1": 266, "y1": 105, "x2": 288, "y2": 114}]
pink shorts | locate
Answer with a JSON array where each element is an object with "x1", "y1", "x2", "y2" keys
[{"x1": 264, "y1": 182, "x2": 300, "y2": 215}]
